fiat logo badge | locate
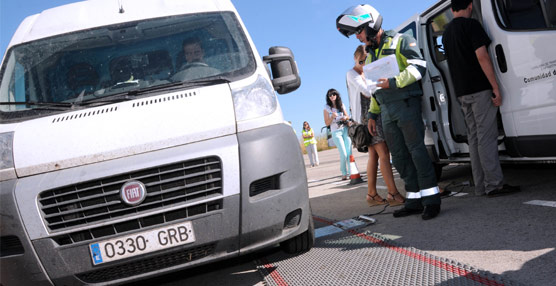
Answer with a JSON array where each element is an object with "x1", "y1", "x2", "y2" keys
[{"x1": 120, "y1": 181, "x2": 147, "y2": 206}]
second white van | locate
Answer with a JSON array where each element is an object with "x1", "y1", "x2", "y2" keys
[{"x1": 397, "y1": 0, "x2": 556, "y2": 177}]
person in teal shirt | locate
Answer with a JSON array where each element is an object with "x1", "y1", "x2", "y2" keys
[{"x1": 323, "y1": 89, "x2": 352, "y2": 180}]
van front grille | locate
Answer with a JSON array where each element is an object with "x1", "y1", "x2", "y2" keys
[
  {"x1": 249, "y1": 174, "x2": 280, "y2": 197},
  {"x1": 0, "y1": 236, "x2": 25, "y2": 257},
  {"x1": 39, "y1": 157, "x2": 222, "y2": 232},
  {"x1": 52, "y1": 199, "x2": 222, "y2": 246}
]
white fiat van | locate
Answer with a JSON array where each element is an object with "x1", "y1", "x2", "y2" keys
[
  {"x1": 0, "y1": 0, "x2": 313, "y2": 285},
  {"x1": 397, "y1": 0, "x2": 556, "y2": 177}
]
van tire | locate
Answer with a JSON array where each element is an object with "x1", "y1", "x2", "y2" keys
[{"x1": 280, "y1": 216, "x2": 315, "y2": 254}]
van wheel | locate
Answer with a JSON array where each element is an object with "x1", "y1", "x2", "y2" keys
[{"x1": 280, "y1": 216, "x2": 314, "y2": 254}]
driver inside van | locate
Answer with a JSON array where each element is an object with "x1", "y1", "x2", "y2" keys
[{"x1": 172, "y1": 37, "x2": 220, "y2": 81}]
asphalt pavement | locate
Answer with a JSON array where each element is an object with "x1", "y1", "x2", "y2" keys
[
  {"x1": 305, "y1": 148, "x2": 556, "y2": 286},
  {"x1": 137, "y1": 148, "x2": 556, "y2": 286}
]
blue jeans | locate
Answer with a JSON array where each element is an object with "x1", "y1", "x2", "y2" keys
[{"x1": 331, "y1": 127, "x2": 352, "y2": 176}]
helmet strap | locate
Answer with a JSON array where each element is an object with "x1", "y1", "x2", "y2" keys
[
  {"x1": 364, "y1": 14, "x2": 383, "y2": 49},
  {"x1": 365, "y1": 29, "x2": 381, "y2": 51},
  {"x1": 369, "y1": 36, "x2": 380, "y2": 50}
]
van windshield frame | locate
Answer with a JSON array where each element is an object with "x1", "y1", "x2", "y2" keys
[{"x1": 0, "y1": 12, "x2": 256, "y2": 122}]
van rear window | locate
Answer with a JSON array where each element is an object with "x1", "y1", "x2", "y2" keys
[{"x1": 0, "y1": 12, "x2": 255, "y2": 120}]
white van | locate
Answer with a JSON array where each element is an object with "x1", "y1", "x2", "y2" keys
[
  {"x1": 0, "y1": 0, "x2": 313, "y2": 284},
  {"x1": 397, "y1": 0, "x2": 556, "y2": 177}
]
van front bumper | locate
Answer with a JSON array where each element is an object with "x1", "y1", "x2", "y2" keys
[{"x1": 0, "y1": 124, "x2": 311, "y2": 285}]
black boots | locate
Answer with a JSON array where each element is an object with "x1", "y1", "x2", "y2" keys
[
  {"x1": 393, "y1": 205, "x2": 441, "y2": 220},
  {"x1": 421, "y1": 205, "x2": 441, "y2": 220}
]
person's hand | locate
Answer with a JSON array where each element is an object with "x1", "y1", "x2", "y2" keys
[
  {"x1": 368, "y1": 118, "x2": 377, "y2": 136},
  {"x1": 331, "y1": 112, "x2": 338, "y2": 119},
  {"x1": 377, "y1": 78, "x2": 390, "y2": 89},
  {"x1": 492, "y1": 88, "x2": 502, "y2": 107}
]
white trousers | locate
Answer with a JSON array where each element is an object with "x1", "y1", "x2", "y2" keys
[{"x1": 306, "y1": 144, "x2": 319, "y2": 166}]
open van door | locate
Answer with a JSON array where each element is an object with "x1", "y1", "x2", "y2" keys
[{"x1": 417, "y1": 0, "x2": 556, "y2": 175}]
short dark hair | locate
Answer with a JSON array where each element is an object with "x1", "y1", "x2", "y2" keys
[
  {"x1": 451, "y1": 0, "x2": 472, "y2": 12},
  {"x1": 182, "y1": 37, "x2": 202, "y2": 48}
]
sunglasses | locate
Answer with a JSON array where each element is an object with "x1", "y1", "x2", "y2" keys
[
  {"x1": 328, "y1": 94, "x2": 337, "y2": 97},
  {"x1": 359, "y1": 59, "x2": 366, "y2": 65},
  {"x1": 356, "y1": 26, "x2": 364, "y2": 35}
]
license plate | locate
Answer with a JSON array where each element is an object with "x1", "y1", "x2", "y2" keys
[{"x1": 89, "y1": 221, "x2": 195, "y2": 265}]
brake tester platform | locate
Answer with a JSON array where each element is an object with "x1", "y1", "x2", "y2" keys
[{"x1": 254, "y1": 215, "x2": 522, "y2": 286}]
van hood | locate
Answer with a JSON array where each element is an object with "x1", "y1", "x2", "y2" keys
[{"x1": 12, "y1": 84, "x2": 236, "y2": 177}]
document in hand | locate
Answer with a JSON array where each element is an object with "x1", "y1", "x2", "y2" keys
[{"x1": 363, "y1": 55, "x2": 400, "y2": 84}]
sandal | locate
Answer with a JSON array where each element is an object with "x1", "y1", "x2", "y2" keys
[
  {"x1": 387, "y1": 192, "x2": 406, "y2": 207},
  {"x1": 366, "y1": 194, "x2": 387, "y2": 207}
]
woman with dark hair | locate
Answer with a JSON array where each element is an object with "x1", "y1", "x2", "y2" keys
[
  {"x1": 302, "y1": 121, "x2": 319, "y2": 167},
  {"x1": 323, "y1": 88, "x2": 352, "y2": 180}
]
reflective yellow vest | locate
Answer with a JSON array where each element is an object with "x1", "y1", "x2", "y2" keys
[
  {"x1": 367, "y1": 30, "x2": 426, "y2": 118},
  {"x1": 302, "y1": 128, "x2": 317, "y2": 146}
]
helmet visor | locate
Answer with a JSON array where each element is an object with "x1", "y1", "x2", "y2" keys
[
  {"x1": 337, "y1": 26, "x2": 356, "y2": 37},
  {"x1": 336, "y1": 14, "x2": 364, "y2": 38}
]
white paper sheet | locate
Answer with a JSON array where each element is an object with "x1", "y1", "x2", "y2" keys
[{"x1": 363, "y1": 55, "x2": 400, "y2": 84}]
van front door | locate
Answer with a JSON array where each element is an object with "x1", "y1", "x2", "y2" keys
[{"x1": 419, "y1": 1, "x2": 469, "y2": 160}]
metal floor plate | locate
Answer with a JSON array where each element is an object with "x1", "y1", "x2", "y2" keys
[{"x1": 255, "y1": 225, "x2": 522, "y2": 286}]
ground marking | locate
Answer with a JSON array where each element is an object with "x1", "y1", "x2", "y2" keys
[{"x1": 524, "y1": 200, "x2": 556, "y2": 208}]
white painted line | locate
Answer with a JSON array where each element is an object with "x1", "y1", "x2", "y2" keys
[
  {"x1": 308, "y1": 176, "x2": 361, "y2": 186},
  {"x1": 307, "y1": 168, "x2": 399, "y2": 185},
  {"x1": 524, "y1": 200, "x2": 556, "y2": 208},
  {"x1": 452, "y1": 192, "x2": 468, "y2": 197},
  {"x1": 309, "y1": 189, "x2": 345, "y2": 198}
]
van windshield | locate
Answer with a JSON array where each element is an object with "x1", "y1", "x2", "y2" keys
[{"x1": 0, "y1": 12, "x2": 255, "y2": 121}]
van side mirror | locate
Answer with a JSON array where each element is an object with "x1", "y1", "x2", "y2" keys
[{"x1": 263, "y1": 46, "x2": 301, "y2": 94}]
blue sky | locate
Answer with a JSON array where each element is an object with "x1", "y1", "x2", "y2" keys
[{"x1": 0, "y1": 0, "x2": 438, "y2": 138}]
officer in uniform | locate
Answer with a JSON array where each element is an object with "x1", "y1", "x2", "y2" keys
[{"x1": 336, "y1": 4, "x2": 441, "y2": 220}]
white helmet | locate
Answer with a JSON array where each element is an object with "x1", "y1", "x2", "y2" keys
[{"x1": 336, "y1": 4, "x2": 383, "y2": 40}]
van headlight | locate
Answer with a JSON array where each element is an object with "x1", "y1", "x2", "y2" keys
[
  {"x1": 0, "y1": 132, "x2": 16, "y2": 181},
  {"x1": 232, "y1": 75, "x2": 277, "y2": 121}
]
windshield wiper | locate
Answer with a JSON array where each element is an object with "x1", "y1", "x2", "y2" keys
[
  {"x1": 74, "y1": 95, "x2": 136, "y2": 106},
  {"x1": 129, "y1": 77, "x2": 231, "y2": 95},
  {"x1": 0, "y1": 101, "x2": 73, "y2": 110},
  {"x1": 68, "y1": 77, "x2": 231, "y2": 106}
]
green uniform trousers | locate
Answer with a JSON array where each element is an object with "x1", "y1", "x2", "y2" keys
[{"x1": 381, "y1": 97, "x2": 441, "y2": 209}]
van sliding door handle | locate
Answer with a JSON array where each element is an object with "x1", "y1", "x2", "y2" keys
[
  {"x1": 431, "y1": 76, "x2": 441, "y2": 83},
  {"x1": 495, "y1": 44, "x2": 508, "y2": 73}
]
